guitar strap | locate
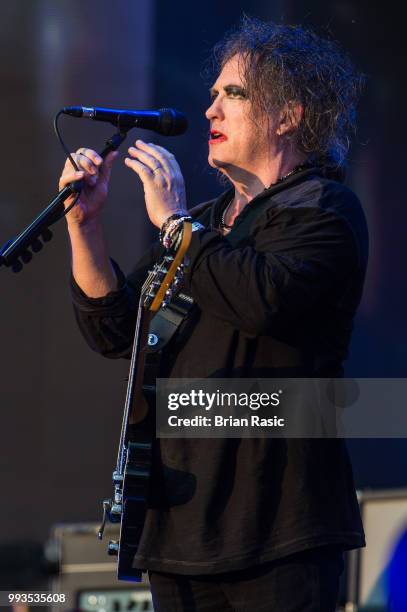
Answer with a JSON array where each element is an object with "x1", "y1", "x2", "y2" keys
[
  {"x1": 143, "y1": 291, "x2": 195, "y2": 390},
  {"x1": 147, "y1": 291, "x2": 194, "y2": 353}
]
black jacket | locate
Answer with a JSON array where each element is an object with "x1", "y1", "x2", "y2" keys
[{"x1": 72, "y1": 167, "x2": 367, "y2": 574}]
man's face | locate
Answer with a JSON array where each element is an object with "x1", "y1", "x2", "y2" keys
[{"x1": 205, "y1": 54, "x2": 276, "y2": 174}]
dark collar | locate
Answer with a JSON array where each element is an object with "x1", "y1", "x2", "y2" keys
[{"x1": 211, "y1": 165, "x2": 337, "y2": 229}]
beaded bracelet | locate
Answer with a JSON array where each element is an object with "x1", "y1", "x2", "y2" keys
[
  {"x1": 161, "y1": 215, "x2": 193, "y2": 249},
  {"x1": 159, "y1": 212, "x2": 185, "y2": 243}
]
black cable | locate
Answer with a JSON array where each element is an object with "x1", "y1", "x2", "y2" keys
[
  {"x1": 53, "y1": 110, "x2": 79, "y2": 172},
  {"x1": 61, "y1": 191, "x2": 80, "y2": 216},
  {"x1": 53, "y1": 110, "x2": 81, "y2": 216}
]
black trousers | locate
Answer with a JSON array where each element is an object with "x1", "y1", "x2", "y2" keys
[{"x1": 149, "y1": 545, "x2": 344, "y2": 612}]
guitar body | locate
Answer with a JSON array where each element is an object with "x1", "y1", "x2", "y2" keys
[
  {"x1": 98, "y1": 221, "x2": 192, "y2": 581},
  {"x1": 117, "y1": 440, "x2": 152, "y2": 581}
]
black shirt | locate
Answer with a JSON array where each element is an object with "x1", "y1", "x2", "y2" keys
[{"x1": 72, "y1": 167, "x2": 367, "y2": 574}]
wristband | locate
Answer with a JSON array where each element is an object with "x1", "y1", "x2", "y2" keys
[{"x1": 161, "y1": 215, "x2": 193, "y2": 249}]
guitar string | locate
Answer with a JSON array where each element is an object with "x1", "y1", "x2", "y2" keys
[{"x1": 116, "y1": 255, "x2": 170, "y2": 472}]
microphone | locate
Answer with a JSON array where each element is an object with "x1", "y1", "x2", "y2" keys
[{"x1": 62, "y1": 106, "x2": 188, "y2": 136}]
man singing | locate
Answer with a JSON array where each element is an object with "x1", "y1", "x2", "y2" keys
[{"x1": 60, "y1": 17, "x2": 367, "y2": 611}]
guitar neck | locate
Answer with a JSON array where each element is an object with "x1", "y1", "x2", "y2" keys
[
  {"x1": 114, "y1": 221, "x2": 193, "y2": 475},
  {"x1": 116, "y1": 302, "x2": 152, "y2": 474}
]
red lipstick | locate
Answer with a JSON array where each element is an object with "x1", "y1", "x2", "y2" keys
[{"x1": 209, "y1": 129, "x2": 227, "y2": 144}]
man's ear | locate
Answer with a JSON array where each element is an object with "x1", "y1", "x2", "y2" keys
[{"x1": 276, "y1": 101, "x2": 303, "y2": 136}]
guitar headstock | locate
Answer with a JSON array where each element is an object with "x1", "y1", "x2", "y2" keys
[{"x1": 142, "y1": 220, "x2": 192, "y2": 312}]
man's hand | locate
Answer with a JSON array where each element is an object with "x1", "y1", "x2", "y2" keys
[
  {"x1": 125, "y1": 140, "x2": 187, "y2": 228},
  {"x1": 59, "y1": 148, "x2": 118, "y2": 228}
]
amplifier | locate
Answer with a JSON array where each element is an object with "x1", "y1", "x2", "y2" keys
[
  {"x1": 48, "y1": 522, "x2": 152, "y2": 612},
  {"x1": 345, "y1": 488, "x2": 407, "y2": 612}
]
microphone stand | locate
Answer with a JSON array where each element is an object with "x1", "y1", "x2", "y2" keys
[{"x1": 0, "y1": 128, "x2": 131, "y2": 273}]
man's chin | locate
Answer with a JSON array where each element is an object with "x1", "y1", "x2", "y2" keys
[{"x1": 208, "y1": 155, "x2": 228, "y2": 169}]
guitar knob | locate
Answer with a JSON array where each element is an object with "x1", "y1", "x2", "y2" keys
[
  {"x1": 108, "y1": 540, "x2": 119, "y2": 556},
  {"x1": 111, "y1": 503, "x2": 122, "y2": 515}
]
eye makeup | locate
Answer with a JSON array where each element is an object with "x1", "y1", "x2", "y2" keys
[{"x1": 209, "y1": 84, "x2": 248, "y2": 101}]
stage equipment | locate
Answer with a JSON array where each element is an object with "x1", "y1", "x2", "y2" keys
[
  {"x1": 49, "y1": 522, "x2": 152, "y2": 612},
  {"x1": 0, "y1": 106, "x2": 187, "y2": 273},
  {"x1": 62, "y1": 106, "x2": 187, "y2": 135},
  {"x1": 345, "y1": 488, "x2": 407, "y2": 611}
]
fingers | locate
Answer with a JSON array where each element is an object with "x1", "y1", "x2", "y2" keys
[
  {"x1": 76, "y1": 147, "x2": 103, "y2": 166},
  {"x1": 146, "y1": 142, "x2": 180, "y2": 174},
  {"x1": 75, "y1": 148, "x2": 119, "y2": 177},
  {"x1": 125, "y1": 148, "x2": 161, "y2": 185},
  {"x1": 59, "y1": 170, "x2": 84, "y2": 191},
  {"x1": 74, "y1": 148, "x2": 102, "y2": 176},
  {"x1": 124, "y1": 156, "x2": 166, "y2": 188},
  {"x1": 60, "y1": 149, "x2": 118, "y2": 189},
  {"x1": 123, "y1": 140, "x2": 186, "y2": 227},
  {"x1": 129, "y1": 140, "x2": 173, "y2": 174},
  {"x1": 58, "y1": 169, "x2": 84, "y2": 211},
  {"x1": 128, "y1": 140, "x2": 181, "y2": 186},
  {"x1": 99, "y1": 150, "x2": 119, "y2": 181}
]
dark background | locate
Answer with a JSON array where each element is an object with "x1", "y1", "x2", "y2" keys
[{"x1": 0, "y1": 0, "x2": 405, "y2": 563}]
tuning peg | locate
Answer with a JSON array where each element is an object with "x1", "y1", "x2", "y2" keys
[
  {"x1": 21, "y1": 250, "x2": 32, "y2": 264},
  {"x1": 41, "y1": 228, "x2": 53, "y2": 242},
  {"x1": 163, "y1": 291, "x2": 174, "y2": 305},
  {"x1": 11, "y1": 259, "x2": 23, "y2": 273},
  {"x1": 162, "y1": 292, "x2": 174, "y2": 308},
  {"x1": 31, "y1": 238, "x2": 43, "y2": 252}
]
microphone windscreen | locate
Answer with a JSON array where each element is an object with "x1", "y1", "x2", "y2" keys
[{"x1": 158, "y1": 108, "x2": 188, "y2": 136}]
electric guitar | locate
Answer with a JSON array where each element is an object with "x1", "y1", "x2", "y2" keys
[{"x1": 98, "y1": 221, "x2": 192, "y2": 581}]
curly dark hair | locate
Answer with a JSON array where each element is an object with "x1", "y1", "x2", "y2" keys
[{"x1": 210, "y1": 16, "x2": 365, "y2": 168}]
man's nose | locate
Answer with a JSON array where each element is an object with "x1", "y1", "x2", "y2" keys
[{"x1": 205, "y1": 98, "x2": 223, "y2": 121}]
